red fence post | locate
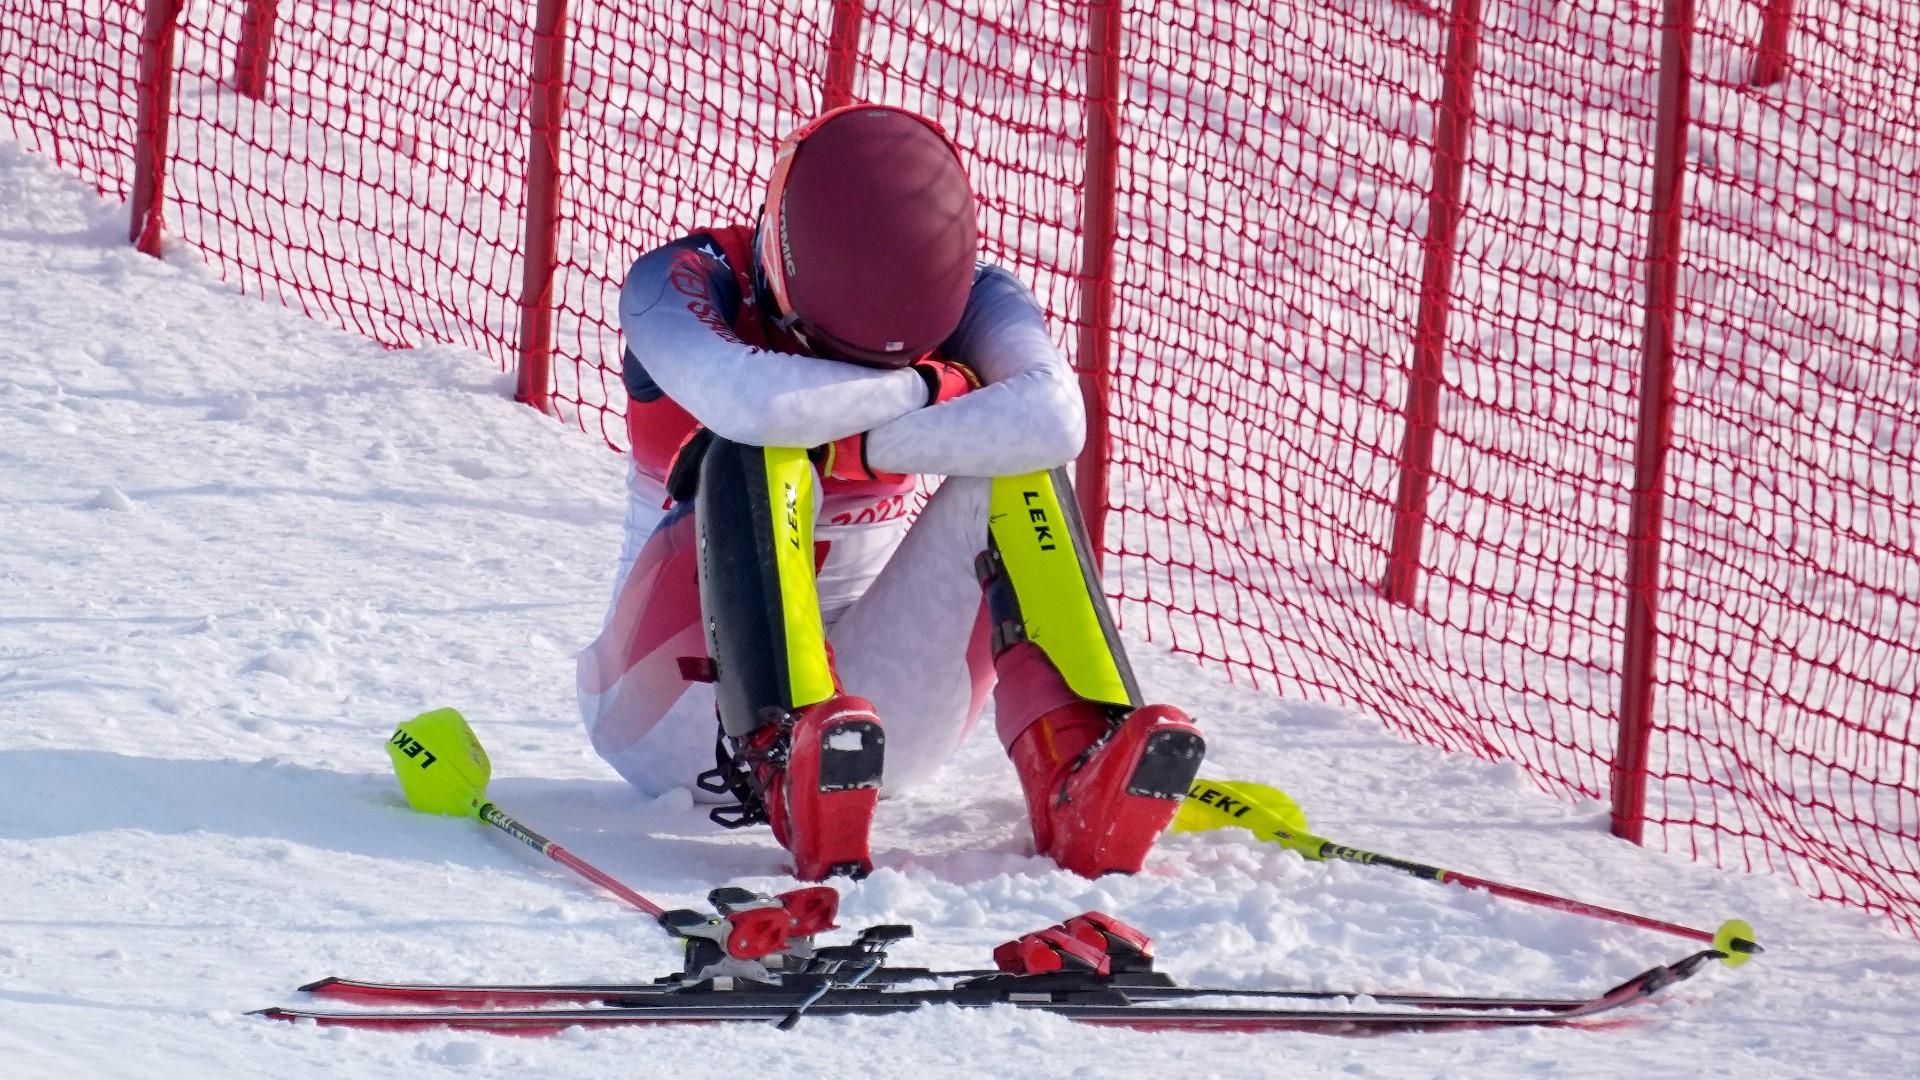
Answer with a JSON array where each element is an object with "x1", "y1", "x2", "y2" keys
[
  {"x1": 1611, "y1": 0, "x2": 1697, "y2": 845},
  {"x1": 823, "y1": 0, "x2": 866, "y2": 111},
  {"x1": 1381, "y1": 0, "x2": 1484, "y2": 606},
  {"x1": 1073, "y1": 0, "x2": 1124, "y2": 564},
  {"x1": 130, "y1": 0, "x2": 184, "y2": 256},
  {"x1": 516, "y1": 0, "x2": 571, "y2": 416},
  {"x1": 1748, "y1": 0, "x2": 1797, "y2": 87},
  {"x1": 232, "y1": 0, "x2": 279, "y2": 100}
]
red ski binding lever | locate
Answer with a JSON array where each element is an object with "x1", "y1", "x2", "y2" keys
[
  {"x1": 992, "y1": 911, "x2": 1156, "y2": 975},
  {"x1": 994, "y1": 926, "x2": 1110, "y2": 975},
  {"x1": 699, "y1": 885, "x2": 839, "y2": 961},
  {"x1": 1061, "y1": 911, "x2": 1156, "y2": 973},
  {"x1": 721, "y1": 907, "x2": 794, "y2": 960},
  {"x1": 776, "y1": 886, "x2": 842, "y2": 937}
]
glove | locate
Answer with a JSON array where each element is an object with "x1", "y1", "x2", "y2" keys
[
  {"x1": 910, "y1": 358, "x2": 980, "y2": 406},
  {"x1": 664, "y1": 427, "x2": 715, "y2": 503},
  {"x1": 814, "y1": 431, "x2": 906, "y2": 484},
  {"x1": 813, "y1": 360, "x2": 978, "y2": 483}
]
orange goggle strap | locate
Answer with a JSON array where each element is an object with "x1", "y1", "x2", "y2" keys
[{"x1": 756, "y1": 105, "x2": 963, "y2": 353}]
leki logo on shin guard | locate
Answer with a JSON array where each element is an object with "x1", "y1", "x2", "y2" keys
[
  {"x1": 389, "y1": 728, "x2": 439, "y2": 769},
  {"x1": 1021, "y1": 491, "x2": 1058, "y2": 551},
  {"x1": 783, "y1": 482, "x2": 802, "y2": 549}
]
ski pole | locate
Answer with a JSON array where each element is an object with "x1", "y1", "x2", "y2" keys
[
  {"x1": 382, "y1": 709, "x2": 844, "y2": 968},
  {"x1": 1174, "y1": 778, "x2": 1761, "y2": 965},
  {"x1": 475, "y1": 803, "x2": 666, "y2": 917},
  {"x1": 385, "y1": 708, "x2": 666, "y2": 916}
]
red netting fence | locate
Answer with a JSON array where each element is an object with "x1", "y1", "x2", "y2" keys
[{"x1": 2, "y1": 0, "x2": 1914, "y2": 934}]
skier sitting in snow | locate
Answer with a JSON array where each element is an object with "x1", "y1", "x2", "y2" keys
[{"x1": 578, "y1": 104, "x2": 1205, "y2": 881}]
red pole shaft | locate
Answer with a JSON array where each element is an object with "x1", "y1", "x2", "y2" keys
[
  {"x1": 1611, "y1": 0, "x2": 1695, "y2": 845},
  {"x1": 479, "y1": 804, "x2": 666, "y2": 917},
  {"x1": 822, "y1": 0, "x2": 866, "y2": 111},
  {"x1": 130, "y1": 0, "x2": 183, "y2": 256},
  {"x1": 1748, "y1": 0, "x2": 1797, "y2": 87},
  {"x1": 1444, "y1": 871, "x2": 1714, "y2": 942},
  {"x1": 232, "y1": 0, "x2": 279, "y2": 100},
  {"x1": 545, "y1": 845, "x2": 668, "y2": 917},
  {"x1": 1381, "y1": 0, "x2": 1483, "y2": 606},
  {"x1": 516, "y1": 0, "x2": 571, "y2": 416},
  {"x1": 1072, "y1": 0, "x2": 1124, "y2": 565},
  {"x1": 1312, "y1": 839, "x2": 1754, "y2": 948}
]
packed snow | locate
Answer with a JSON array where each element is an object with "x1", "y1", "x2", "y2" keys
[{"x1": 2, "y1": 143, "x2": 1916, "y2": 1078}]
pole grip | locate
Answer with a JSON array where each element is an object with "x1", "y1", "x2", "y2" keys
[
  {"x1": 1320, "y1": 842, "x2": 1449, "y2": 883},
  {"x1": 479, "y1": 802, "x2": 555, "y2": 853}
]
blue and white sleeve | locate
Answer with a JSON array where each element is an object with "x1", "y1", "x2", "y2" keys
[{"x1": 618, "y1": 238, "x2": 926, "y2": 447}]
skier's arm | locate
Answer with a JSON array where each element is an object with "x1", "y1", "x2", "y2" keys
[
  {"x1": 618, "y1": 239, "x2": 928, "y2": 447},
  {"x1": 861, "y1": 265, "x2": 1085, "y2": 478}
]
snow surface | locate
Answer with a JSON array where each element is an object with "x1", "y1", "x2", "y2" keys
[{"x1": 1, "y1": 142, "x2": 1916, "y2": 1078}]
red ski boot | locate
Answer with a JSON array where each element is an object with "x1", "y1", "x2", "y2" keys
[
  {"x1": 704, "y1": 695, "x2": 885, "y2": 881},
  {"x1": 1008, "y1": 700, "x2": 1205, "y2": 877}
]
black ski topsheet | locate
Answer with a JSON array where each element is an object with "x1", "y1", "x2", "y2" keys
[{"x1": 258, "y1": 950, "x2": 1720, "y2": 1036}]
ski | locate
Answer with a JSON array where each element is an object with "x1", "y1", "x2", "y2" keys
[
  {"x1": 257, "y1": 904, "x2": 1739, "y2": 1036},
  {"x1": 258, "y1": 950, "x2": 1721, "y2": 1036},
  {"x1": 296, "y1": 968, "x2": 1604, "y2": 1013},
  {"x1": 297, "y1": 968, "x2": 957, "y2": 1009}
]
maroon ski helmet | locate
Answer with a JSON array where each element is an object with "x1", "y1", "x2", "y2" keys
[{"x1": 757, "y1": 105, "x2": 978, "y2": 368}]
